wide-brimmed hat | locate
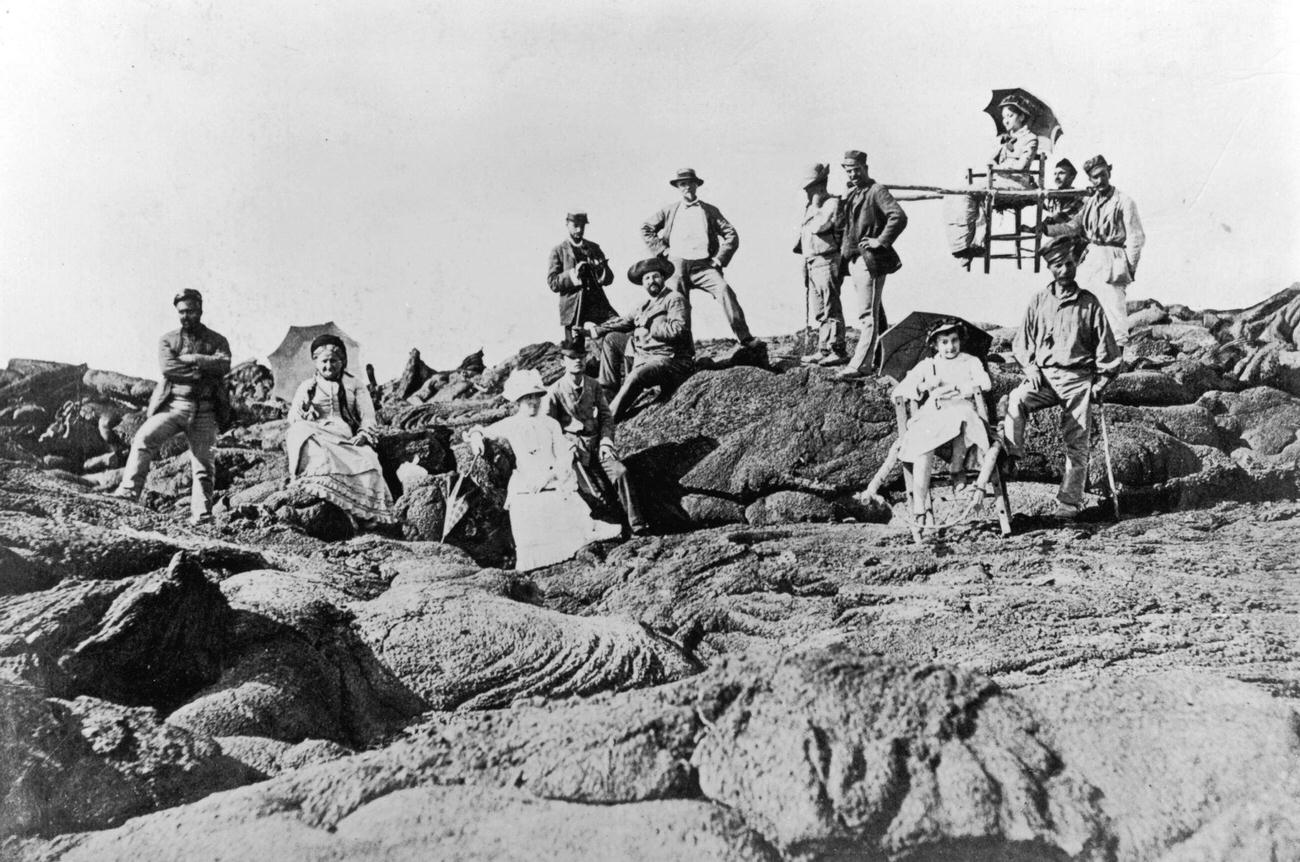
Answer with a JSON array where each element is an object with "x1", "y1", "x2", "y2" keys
[
  {"x1": 669, "y1": 168, "x2": 704, "y2": 187},
  {"x1": 1039, "y1": 234, "x2": 1078, "y2": 262},
  {"x1": 566, "y1": 211, "x2": 589, "y2": 224},
  {"x1": 1083, "y1": 154, "x2": 1112, "y2": 175},
  {"x1": 801, "y1": 163, "x2": 829, "y2": 188},
  {"x1": 628, "y1": 256, "x2": 675, "y2": 284},
  {"x1": 502, "y1": 368, "x2": 548, "y2": 402},
  {"x1": 841, "y1": 149, "x2": 867, "y2": 167},
  {"x1": 173, "y1": 288, "x2": 203, "y2": 307},
  {"x1": 926, "y1": 317, "x2": 966, "y2": 343},
  {"x1": 559, "y1": 333, "x2": 586, "y2": 357},
  {"x1": 997, "y1": 94, "x2": 1036, "y2": 120}
]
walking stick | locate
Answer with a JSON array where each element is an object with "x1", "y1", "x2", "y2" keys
[
  {"x1": 803, "y1": 267, "x2": 811, "y2": 356},
  {"x1": 1095, "y1": 394, "x2": 1121, "y2": 521}
]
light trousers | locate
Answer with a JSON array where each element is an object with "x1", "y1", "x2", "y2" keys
[
  {"x1": 117, "y1": 399, "x2": 217, "y2": 519},
  {"x1": 1003, "y1": 367, "x2": 1094, "y2": 507}
]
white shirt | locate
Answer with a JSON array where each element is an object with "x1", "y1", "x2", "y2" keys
[{"x1": 667, "y1": 202, "x2": 710, "y2": 260}]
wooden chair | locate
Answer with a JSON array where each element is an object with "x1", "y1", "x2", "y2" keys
[
  {"x1": 889, "y1": 391, "x2": 1013, "y2": 543},
  {"x1": 965, "y1": 152, "x2": 1047, "y2": 275}
]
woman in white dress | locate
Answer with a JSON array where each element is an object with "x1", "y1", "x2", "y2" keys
[
  {"x1": 864, "y1": 320, "x2": 995, "y2": 517},
  {"x1": 467, "y1": 369, "x2": 621, "y2": 571},
  {"x1": 947, "y1": 94, "x2": 1041, "y2": 259},
  {"x1": 285, "y1": 335, "x2": 397, "y2": 526}
]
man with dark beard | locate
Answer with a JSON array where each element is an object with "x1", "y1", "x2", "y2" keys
[
  {"x1": 546, "y1": 211, "x2": 627, "y2": 398},
  {"x1": 113, "y1": 289, "x2": 231, "y2": 525}
]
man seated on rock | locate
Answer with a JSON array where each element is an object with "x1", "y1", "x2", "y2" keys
[
  {"x1": 543, "y1": 333, "x2": 648, "y2": 537},
  {"x1": 546, "y1": 210, "x2": 629, "y2": 400},
  {"x1": 112, "y1": 289, "x2": 232, "y2": 526},
  {"x1": 1003, "y1": 236, "x2": 1122, "y2": 520},
  {"x1": 587, "y1": 257, "x2": 693, "y2": 422}
]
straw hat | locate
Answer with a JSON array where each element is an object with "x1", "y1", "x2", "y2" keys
[{"x1": 502, "y1": 368, "x2": 547, "y2": 402}]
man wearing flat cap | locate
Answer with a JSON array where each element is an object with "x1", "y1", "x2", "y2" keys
[
  {"x1": 640, "y1": 168, "x2": 763, "y2": 353},
  {"x1": 794, "y1": 163, "x2": 847, "y2": 365},
  {"x1": 588, "y1": 257, "x2": 693, "y2": 422},
  {"x1": 543, "y1": 333, "x2": 648, "y2": 536},
  {"x1": 1042, "y1": 158, "x2": 1088, "y2": 259},
  {"x1": 1004, "y1": 236, "x2": 1121, "y2": 519},
  {"x1": 1043, "y1": 154, "x2": 1146, "y2": 346},
  {"x1": 546, "y1": 211, "x2": 627, "y2": 398},
  {"x1": 112, "y1": 289, "x2": 232, "y2": 526},
  {"x1": 837, "y1": 149, "x2": 908, "y2": 380}
]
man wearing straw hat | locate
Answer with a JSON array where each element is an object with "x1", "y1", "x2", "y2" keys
[
  {"x1": 588, "y1": 257, "x2": 693, "y2": 422},
  {"x1": 640, "y1": 168, "x2": 764, "y2": 354},
  {"x1": 1003, "y1": 235, "x2": 1121, "y2": 519},
  {"x1": 546, "y1": 210, "x2": 627, "y2": 398},
  {"x1": 1043, "y1": 154, "x2": 1146, "y2": 346},
  {"x1": 544, "y1": 332, "x2": 648, "y2": 536},
  {"x1": 836, "y1": 149, "x2": 908, "y2": 380},
  {"x1": 794, "y1": 163, "x2": 848, "y2": 366}
]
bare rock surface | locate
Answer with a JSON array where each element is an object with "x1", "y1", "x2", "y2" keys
[{"x1": 0, "y1": 687, "x2": 254, "y2": 838}]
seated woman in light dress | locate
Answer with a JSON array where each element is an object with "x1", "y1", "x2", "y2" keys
[
  {"x1": 285, "y1": 334, "x2": 397, "y2": 527},
  {"x1": 466, "y1": 368, "x2": 621, "y2": 571},
  {"x1": 947, "y1": 94, "x2": 1040, "y2": 259},
  {"x1": 864, "y1": 319, "x2": 996, "y2": 519}
]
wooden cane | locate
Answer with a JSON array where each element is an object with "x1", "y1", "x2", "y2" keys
[{"x1": 1096, "y1": 396, "x2": 1122, "y2": 521}]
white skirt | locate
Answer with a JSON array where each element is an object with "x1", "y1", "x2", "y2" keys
[{"x1": 507, "y1": 487, "x2": 621, "y2": 571}]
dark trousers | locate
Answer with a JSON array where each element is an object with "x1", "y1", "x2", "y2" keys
[
  {"x1": 608, "y1": 356, "x2": 693, "y2": 421},
  {"x1": 571, "y1": 438, "x2": 646, "y2": 531}
]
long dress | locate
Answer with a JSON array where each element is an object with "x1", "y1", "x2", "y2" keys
[
  {"x1": 946, "y1": 126, "x2": 1040, "y2": 254},
  {"x1": 891, "y1": 353, "x2": 993, "y2": 463},
  {"x1": 286, "y1": 375, "x2": 397, "y2": 524},
  {"x1": 479, "y1": 412, "x2": 621, "y2": 571}
]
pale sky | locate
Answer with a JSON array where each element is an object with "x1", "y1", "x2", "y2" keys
[{"x1": 2, "y1": 0, "x2": 1298, "y2": 380}]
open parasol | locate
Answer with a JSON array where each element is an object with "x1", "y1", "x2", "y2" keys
[
  {"x1": 877, "y1": 311, "x2": 994, "y2": 383},
  {"x1": 984, "y1": 88, "x2": 1063, "y2": 150}
]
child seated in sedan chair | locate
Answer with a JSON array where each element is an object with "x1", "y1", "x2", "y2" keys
[{"x1": 864, "y1": 319, "x2": 1000, "y2": 523}]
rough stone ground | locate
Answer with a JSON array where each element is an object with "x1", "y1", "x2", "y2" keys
[{"x1": 4, "y1": 290, "x2": 1300, "y2": 860}]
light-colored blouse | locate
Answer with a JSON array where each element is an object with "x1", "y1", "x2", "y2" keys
[
  {"x1": 288, "y1": 374, "x2": 378, "y2": 436},
  {"x1": 892, "y1": 352, "x2": 992, "y2": 406}
]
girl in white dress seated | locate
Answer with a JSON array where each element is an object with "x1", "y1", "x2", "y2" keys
[
  {"x1": 286, "y1": 335, "x2": 397, "y2": 527},
  {"x1": 466, "y1": 369, "x2": 621, "y2": 571},
  {"x1": 865, "y1": 319, "x2": 996, "y2": 518}
]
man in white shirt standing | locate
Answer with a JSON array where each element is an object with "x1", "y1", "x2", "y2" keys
[
  {"x1": 1043, "y1": 154, "x2": 1146, "y2": 346},
  {"x1": 794, "y1": 163, "x2": 847, "y2": 365},
  {"x1": 640, "y1": 168, "x2": 764, "y2": 355}
]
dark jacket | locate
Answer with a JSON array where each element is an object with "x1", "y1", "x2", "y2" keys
[
  {"x1": 547, "y1": 239, "x2": 617, "y2": 328},
  {"x1": 640, "y1": 200, "x2": 739, "y2": 266},
  {"x1": 147, "y1": 324, "x2": 234, "y2": 427},
  {"x1": 599, "y1": 291, "x2": 692, "y2": 360},
  {"x1": 840, "y1": 179, "x2": 908, "y2": 275}
]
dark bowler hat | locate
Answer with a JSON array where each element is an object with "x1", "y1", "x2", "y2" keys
[
  {"x1": 628, "y1": 256, "x2": 675, "y2": 284},
  {"x1": 669, "y1": 168, "x2": 704, "y2": 187},
  {"x1": 1083, "y1": 154, "x2": 1113, "y2": 175},
  {"x1": 566, "y1": 212, "x2": 589, "y2": 224},
  {"x1": 1039, "y1": 234, "x2": 1078, "y2": 262},
  {"x1": 841, "y1": 149, "x2": 867, "y2": 166},
  {"x1": 559, "y1": 332, "x2": 586, "y2": 357},
  {"x1": 173, "y1": 288, "x2": 203, "y2": 306},
  {"x1": 926, "y1": 317, "x2": 966, "y2": 343}
]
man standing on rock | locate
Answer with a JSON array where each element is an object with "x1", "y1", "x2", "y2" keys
[
  {"x1": 588, "y1": 258, "x2": 693, "y2": 422},
  {"x1": 640, "y1": 168, "x2": 764, "y2": 357},
  {"x1": 1043, "y1": 154, "x2": 1146, "y2": 346},
  {"x1": 1004, "y1": 236, "x2": 1122, "y2": 519},
  {"x1": 795, "y1": 163, "x2": 848, "y2": 366},
  {"x1": 546, "y1": 211, "x2": 627, "y2": 399},
  {"x1": 112, "y1": 289, "x2": 232, "y2": 526},
  {"x1": 837, "y1": 150, "x2": 908, "y2": 380},
  {"x1": 543, "y1": 334, "x2": 648, "y2": 536}
]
